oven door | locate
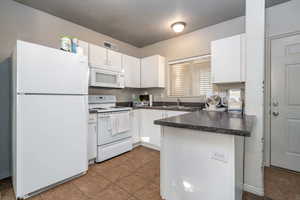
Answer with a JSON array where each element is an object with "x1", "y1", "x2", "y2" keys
[
  {"x1": 98, "y1": 111, "x2": 131, "y2": 145},
  {"x1": 90, "y1": 68, "x2": 124, "y2": 88}
]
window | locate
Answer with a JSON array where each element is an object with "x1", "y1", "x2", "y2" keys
[{"x1": 169, "y1": 57, "x2": 212, "y2": 97}]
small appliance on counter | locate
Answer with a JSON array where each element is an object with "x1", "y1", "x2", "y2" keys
[
  {"x1": 133, "y1": 94, "x2": 153, "y2": 107},
  {"x1": 204, "y1": 94, "x2": 227, "y2": 112},
  {"x1": 227, "y1": 89, "x2": 244, "y2": 114}
]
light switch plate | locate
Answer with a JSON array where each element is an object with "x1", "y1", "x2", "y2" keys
[{"x1": 211, "y1": 152, "x2": 228, "y2": 163}]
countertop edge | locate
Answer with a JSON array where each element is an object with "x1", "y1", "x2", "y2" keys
[
  {"x1": 154, "y1": 119, "x2": 251, "y2": 137},
  {"x1": 154, "y1": 111, "x2": 255, "y2": 137}
]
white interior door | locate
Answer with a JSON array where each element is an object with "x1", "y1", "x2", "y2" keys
[
  {"x1": 17, "y1": 95, "x2": 88, "y2": 196},
  {"x1": 271, "y1": 34, "x2": 300, "y2": 172}
]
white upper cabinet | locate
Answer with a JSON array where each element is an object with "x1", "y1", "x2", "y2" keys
[
  {"x1": 89, "y1": 43, "x2": 107, "y2": 67},
  {"x1": 141, "y1": 55, "x2": 166, "y2": 88},
  {"x1": 88, "y1": 43, "x2": 123, "y2": 72},
  {"x1": 123, "y1": 55, "x2": 141, "y2": 88},
  {"x1": 107, "y1": 49, "x2": 122, "y2": 72},
  {"x1": 211, "y1": 34, "x2": 246, "y2": 84}
]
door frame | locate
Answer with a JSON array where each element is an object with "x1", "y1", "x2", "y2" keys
[{"x1": 265, "y1": 30, "x2": 300, "y2": 167}]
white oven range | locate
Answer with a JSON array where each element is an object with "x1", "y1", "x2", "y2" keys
[{"x1": 88, "y1": 95, "x2": 132, "y2": 162}]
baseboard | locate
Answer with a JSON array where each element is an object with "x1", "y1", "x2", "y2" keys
[
  {"x1": 140, "y1": 142, "x2": 160, "y2": 151},
  {"x1": 244, "y1": 184, "x2": 264, "y2": 196},
  {"x1": 264, "y1": 160, "x2": 270, "y2": 167},
  {"x1": 132, "y1": 141, "x2": 141, "y2": 148}
]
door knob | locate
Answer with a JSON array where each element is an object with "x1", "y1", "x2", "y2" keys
[
  {"x1": 272, "y1": 111, "x2": 279, "y2": 116},
  {"x1": 272, "y1": 101, "x2": 279, "y2": 107}
]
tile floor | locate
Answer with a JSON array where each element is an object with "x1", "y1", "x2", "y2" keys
[{"x1": 1, "y1": 146, "x2": 299, "y2": 200}]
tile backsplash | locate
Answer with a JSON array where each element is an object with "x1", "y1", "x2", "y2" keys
[{"x1": 89, "y1": 82, "x2": 244, "y2": 103}]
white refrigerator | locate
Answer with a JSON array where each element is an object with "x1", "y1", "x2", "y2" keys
[{"x1": 12, "y1": 40, "x2": 89, "y2": 199}]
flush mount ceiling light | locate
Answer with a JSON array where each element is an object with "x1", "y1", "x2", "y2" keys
[{"x1": 171, "y1": 22, "x2": 186, "y2": 33}]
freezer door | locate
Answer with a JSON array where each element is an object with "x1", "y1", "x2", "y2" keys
[
  {"x1": 16, "y1": 41, "x2": 88, "y2": 94},
  {"x1": 15, "y1": 95, "x2": 88, "y2": 198}
]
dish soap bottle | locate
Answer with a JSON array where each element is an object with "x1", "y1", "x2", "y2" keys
[{"x1": 71, "y1": 38, "x2": 78, "y2": 54}]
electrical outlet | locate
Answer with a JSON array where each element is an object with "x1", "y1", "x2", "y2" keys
[{"x1": 211, "y1": 152, "x2": 228, "y2": 163}]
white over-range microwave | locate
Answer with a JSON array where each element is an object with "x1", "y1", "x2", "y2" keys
[{"x1": 89, "y1": 68, "x2": 125, "y2": 88}]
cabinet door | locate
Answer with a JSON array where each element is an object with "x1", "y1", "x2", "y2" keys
[
  {"x1": 123, "y1": 55, "x2": 140, "y2": 88},
  {"x1": 140, "y1": 109, "x2": 164, "y2": 148},
  {"x1": 78, "y1": 40, "x2": 89, "y2": 57},
  {"x1": 211, "y1": 34, "x2": 244, "y2": 83},
  {"x1": 89, "y1": 44, "x2": 107, "y2": 67},
  {"x1": 141, "y1": 56, "x2": 157, "y2": 88},
  {"x1": 141, "y1": 55, "x2": 166, "y2": 88},
  {"x1": 88, "y1": 122, "x2": 97, "y2": 161},
  {"x1": 107, "y1": 49, "x2": 122, "y2": 72},
  {"x1": 130, "y1": 110, "x2": 140, "y2": 144}
]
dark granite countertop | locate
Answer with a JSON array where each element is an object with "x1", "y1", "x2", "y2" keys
[
  {"x1": 89, "y1": 109, "x2": 98, "y2": 113},
  {"x1": 117, "y1": 101, "x2": 205, "y2": 112},
  {"x1": 133, "y1": 106, "x2": 203, "y2": 112},
  {"x1": 154, "y1": 110, "x2": 255, "y2": 137}
]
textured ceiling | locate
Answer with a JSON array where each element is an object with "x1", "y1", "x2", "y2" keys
[{"x1": 15, "y1": 0, "x2": 290, "y2": 47}]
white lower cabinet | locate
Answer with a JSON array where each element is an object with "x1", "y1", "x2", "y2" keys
[
  {"x1": 130, "y1": 110, "x2": 140, "y2": 144},
  {"x1": 88, "y1": 113, "x2": 97, "y2": 161},
  {"x1": 139, "y1": 109, "x2": 188, "y2": 150},
  {"x1": 140, "y1": 109, "x2": 164, "y2": 149}
]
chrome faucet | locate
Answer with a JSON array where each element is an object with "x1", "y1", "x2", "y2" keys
[{"x1": 177, "y1": 98, "x2": 181, "y2": 107}]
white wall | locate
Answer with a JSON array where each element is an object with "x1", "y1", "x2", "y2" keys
[
  {"x1": 0, "y1": 0, "x2": 140, "y2": 62},
  {"x1": 244, "y1": 0, "x2": 265, "y2": 196},
  {"x1": 267, "y1": 0, "x2": 300, "y2": 37}
]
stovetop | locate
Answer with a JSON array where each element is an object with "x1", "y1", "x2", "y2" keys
[{"x1": 89, "y1": 106, "x2": 132, "y2": 113}]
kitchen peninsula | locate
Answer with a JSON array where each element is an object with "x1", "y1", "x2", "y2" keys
[{"x1": 154, "y1": 111, "x2": 255, "y2": 200}]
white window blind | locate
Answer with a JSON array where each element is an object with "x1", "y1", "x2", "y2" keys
[
  {"x1": 199, "y1": 65, "x2": 212, "y2": 96},
  {"x1": 169, "y1": 58, "x2": 212, "y2": 97}
]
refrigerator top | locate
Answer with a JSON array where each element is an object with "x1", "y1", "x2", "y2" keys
[{"x1": 14, "y1": 40, "x2": 88, "y2": 95}]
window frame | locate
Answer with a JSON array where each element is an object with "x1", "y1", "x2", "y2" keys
[{"x1": 167, "y1": 54, "x2": 212, "y2": 98}]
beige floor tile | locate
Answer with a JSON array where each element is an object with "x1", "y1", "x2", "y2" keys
[
  {"x1": 90, "y1": 185, "x2": 130, "y2": 200},
  {"x1": 116, "y1": 174, "x2": 149, "y2": 194},
  {"x1": 265, "y1": 167, "x2": 300, "y2": 200},
  {"x1": 127, "y1": 196, "x2": 139, "y2": 200},
  {"x1": 1, "y1": 188, "x2": 16, "y2": 200},
  {"x1": 133, "y1": 182, "x2": 162, "y2": 200},
  {"x1": 2, "y1": 146, "x2": 300, "y2": 200},
  {"x1": 150, "y1": 175, "x2": 160, "y2": 186},
  {"x1": 40, "y1": 182, "x2": 89, "y2": 200},
  {"x1": 97, "y1": 163, "x2": 134, "y2": 183},
  {"x1": 135, "y1": 161, "x2": 160, "y2": 181},
  {"x1": 89, "y1": 159, "x2": 121, "y2": 175},
  {"x1": 72, "y1": 172, "x2": 110, "y2": 198}
]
